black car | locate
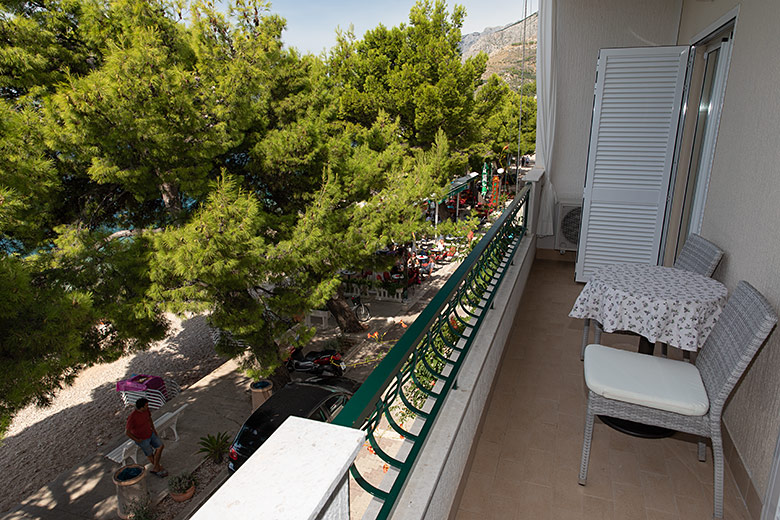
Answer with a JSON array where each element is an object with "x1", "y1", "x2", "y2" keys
[{"x1": 227, "y1": 376, "x2": 361, "y2": 474}]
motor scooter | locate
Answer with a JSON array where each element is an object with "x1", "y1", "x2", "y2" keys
[{"x1": 285, "y1": 347, "x2": 345, "y2": 376}]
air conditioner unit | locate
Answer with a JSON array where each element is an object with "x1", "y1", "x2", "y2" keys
[{"x1": 555, "y1": 201, "x2": 582, "y2": 253}]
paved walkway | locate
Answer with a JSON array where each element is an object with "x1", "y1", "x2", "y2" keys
[
  {"x1": 330, "y1": 260, "x2": 460, "y2": 382},
  {"x1": 1, "y1": 361, "x2": 251, "y2": 520}
]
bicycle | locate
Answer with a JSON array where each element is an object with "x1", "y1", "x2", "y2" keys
[{"x1": 351, "y1": 295, "x2": 371, "y2": 322}]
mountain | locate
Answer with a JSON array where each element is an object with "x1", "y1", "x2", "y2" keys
[{"x1": 460, "y1": 12, "x2": 538, "y2": 91}]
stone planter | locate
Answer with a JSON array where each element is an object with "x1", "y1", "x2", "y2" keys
[
  {"x1": 250, "y1": 379, "x2": 273, "y2": 411},
  {"x1": 113, "y1": 464, "x2": 148, "y2": 519}
]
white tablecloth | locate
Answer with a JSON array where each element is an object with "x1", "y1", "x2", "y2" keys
[{"x1": 569, "y1": 264, "x2": 728, "y2": 351}]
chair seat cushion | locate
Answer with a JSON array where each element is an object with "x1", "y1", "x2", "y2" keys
[{"x1": 583, "y1": 344, "x2": 709, "y2": 416}]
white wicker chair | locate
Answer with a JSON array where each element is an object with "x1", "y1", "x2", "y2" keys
[
  {"x1": 578, "y1": 281, "x2": 777, "y2": 519},
  {"x1": 674, "y1": 233, "x2": 724, "y2": 278},
  {"x1": 581, "y1": 234, "x2": 724, "y2": 360}
]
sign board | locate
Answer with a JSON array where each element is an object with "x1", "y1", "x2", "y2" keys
[{"x1": 491, "y1": 175, "x2": 500, "y2": 205}]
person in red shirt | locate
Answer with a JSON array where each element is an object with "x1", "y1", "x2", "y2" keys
[{"x1": 125, "y1": 398, "x2": 167, "y2": 477}]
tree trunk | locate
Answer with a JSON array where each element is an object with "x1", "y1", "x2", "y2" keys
[
  {"x1": 435, "y1": 201, "x2": 451, "y2": 222},
  {"x1": 266, "y1": 362, "x2": 292, "y2": 391},
  {"x1": 159, "y1": 182, "x2": 182, "y2": 216},
  {"x1": 326, "y1": 295, "x2": 365, "y2": 333}
]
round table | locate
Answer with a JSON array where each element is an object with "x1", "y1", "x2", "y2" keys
[{"x1": 570, "y1": 264, "x2": 727, "y2": 352}]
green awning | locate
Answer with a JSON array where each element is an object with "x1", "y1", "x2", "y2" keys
[{"x1": 445, "y1": 172, "x2": 479, "y2": 200}]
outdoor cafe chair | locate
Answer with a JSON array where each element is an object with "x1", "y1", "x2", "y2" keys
[
  {"x1": 579, "y1": 281, "x2": 777, "y2": 520},
  {"x1": 588, "y1": 233, "x2": 725, "y2": 358}
]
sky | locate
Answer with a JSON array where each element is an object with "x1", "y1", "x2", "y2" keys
[{"x1": 251, "y1": 0, "x2": 539, "y2": 55}]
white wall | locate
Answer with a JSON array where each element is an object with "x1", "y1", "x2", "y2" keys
[
  {"x1": 678, "y1": 0, "x2": 780, "y2": 500},
  {"x1": 548, "y1": 0, "x2": 682, "y2": 202}
]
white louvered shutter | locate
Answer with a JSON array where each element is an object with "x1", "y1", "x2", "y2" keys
[{"x1": 575, "y1": 46, "x2": 690, "y2": 283}]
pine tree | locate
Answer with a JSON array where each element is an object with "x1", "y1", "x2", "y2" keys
[
  {"x1": 0, "y1": 0, "x2": 524, "y2": 433},
  {"x1": 329, "y1": 0, "x2": 487, "y2": 154}
]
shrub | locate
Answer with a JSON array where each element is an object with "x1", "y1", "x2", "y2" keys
[
  {"x1": 127, "y1": 497, "x2": 155, "y2": 520},
  {"x1": 168, "y1": 471, "x2": 197, "y2": 494},
  {"x1": 197, "y1": 431, "x2": 231, "y2": 463}
]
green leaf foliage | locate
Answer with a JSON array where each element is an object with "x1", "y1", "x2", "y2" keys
[
  {"x1": 197, "y1": 431, "x2": 231, "y2": 463},
  {"x1": 168, "y1": 470, "x2": 197, "y2": 493},
  {"x1": 0, "y1": 0, "x2": 532, "y2": 436},
  {"x1": 0, "y1": 255, "x2": 95, "y2": 429},
  {"x1": 329, "y1": 0, "x2": 487, "y2": 151},
  {"x1": 0, "y1": 100, "x2": 60, "y2": 247},
  {"x1": 0, "y1": 0, "x2": 103, "y2": 100}
]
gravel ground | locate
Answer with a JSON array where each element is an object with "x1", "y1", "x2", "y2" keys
[
  {"x1": 0, "y1": 314, "x2": 226, "y2": 514},
  {"x1": 154, "y1": 458, "x2": 226, "y2": 519}
]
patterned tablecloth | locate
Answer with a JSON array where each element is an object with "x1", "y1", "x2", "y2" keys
[{"x1": 569, "y1": 264, "x2": 728, "y2": 351}]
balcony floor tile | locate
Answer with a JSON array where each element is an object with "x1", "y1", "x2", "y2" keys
[{"x1": 454, "y1": 258, "x2": 752, "y2": 520}]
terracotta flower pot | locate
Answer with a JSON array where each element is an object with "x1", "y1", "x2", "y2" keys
[{"x1": 170, "y1": 485, "x2": 195, "y2": 502}]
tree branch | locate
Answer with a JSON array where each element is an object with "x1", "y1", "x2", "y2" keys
[{"x1": 93, "y1": 228, "x2": 161, "y2": 250}]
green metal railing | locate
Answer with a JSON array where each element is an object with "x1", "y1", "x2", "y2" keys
[{"x1": 332, "y1": 184, "x2": 531, "y2": 518}]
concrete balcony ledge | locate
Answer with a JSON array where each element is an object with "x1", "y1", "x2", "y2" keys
[{"x1": 191, "y1": 416, "x2": 365, "y2": 520}]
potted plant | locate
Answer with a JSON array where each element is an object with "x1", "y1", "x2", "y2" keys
[
  {"x1": 197, "y1": 432, "x2": 231, "y2": 463},
  {"x1": 168, "y1": 471, "x2": 197, "y2": 502}
]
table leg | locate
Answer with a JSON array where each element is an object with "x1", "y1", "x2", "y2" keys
[
  {"x1": 580, "y1": 319, "x2": 590, "y2": 361},
  {"x1": 598, "y1": 416, "x2": 673, "y2": 439},
  {"x1": 638, "y1": 336, "x2": 655, "y2": 355},
  {"x1": 599, "y1": 335, "x2": 674, "y2": 439}
]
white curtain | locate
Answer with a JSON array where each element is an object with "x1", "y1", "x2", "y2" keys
[
  {"x1": 536, "y1": 0, "x2": 558, "y2": 237},
  {"x1": 537, "y1": 178, "x2": 557, "y2": 237}
]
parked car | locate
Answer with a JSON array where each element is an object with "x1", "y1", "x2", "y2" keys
[{"x1": 227, "y1": 376, "x2": 361, "y2": 474}]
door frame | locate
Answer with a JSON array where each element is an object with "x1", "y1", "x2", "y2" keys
[
  {"x1": 685, "y1": 35, "x2": 731, "y2": 237},
  {"x1": 662, "y1": 7, "x2": 739, "y2": 265}
]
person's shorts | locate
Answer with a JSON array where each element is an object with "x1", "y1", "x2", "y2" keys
[{"x1": 135, "y1": 433, "x2": 163, "y2": 457}]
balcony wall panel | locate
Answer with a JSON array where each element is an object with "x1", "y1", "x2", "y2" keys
[
  {"x1": 678, "y1": 0, "x2": 780, "y2": 510},
  {"x1": 548, "y1": 0, "x2": 681, "y2": 204},
  {"x1": 390, "y1": 235, "x2": 537, "y2": 519}
]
